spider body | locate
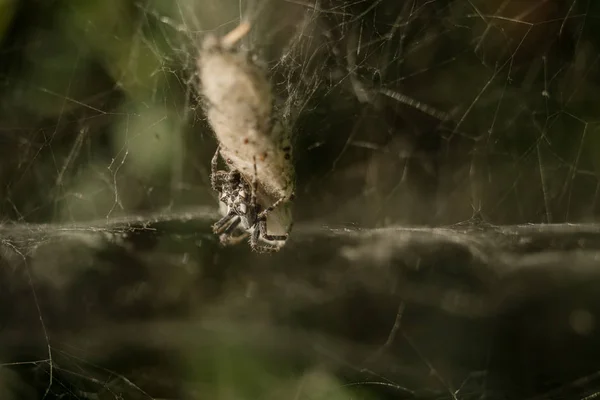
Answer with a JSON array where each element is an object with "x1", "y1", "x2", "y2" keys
[
  {"x1": 199, "y1": 22, "x2": 295, "y2": 251},
  {"x1": 210, "y1": 146, "x2": 291, "y2": 253}
]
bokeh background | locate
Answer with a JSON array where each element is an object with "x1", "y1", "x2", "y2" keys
[{"x1": 2, "y1": 0, "x2": 600, "y2": 399}]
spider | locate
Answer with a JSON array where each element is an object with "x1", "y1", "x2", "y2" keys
[{"x1": 210, "y1": 145, "x2": 292, "y2": 253}]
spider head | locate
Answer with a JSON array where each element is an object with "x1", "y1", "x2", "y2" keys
[
  {"x1": 228, "y1": 170, "x2": 241, "y2": 184},
  {"x1": 221, "y1": 170, "x2": 242, "y2": 196}
]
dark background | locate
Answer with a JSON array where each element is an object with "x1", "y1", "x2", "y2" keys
[{"x1": 1, "y1": 0, "x2": 600, "y2": 398}]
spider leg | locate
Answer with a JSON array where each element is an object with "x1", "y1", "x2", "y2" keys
[
  {"x1": 210, "y1": 145, "x2": 223, "y2": 191},
  {"x1": 257, "y1": 190, "x2": 295, "y2": 221},
  {"x1": 258, "y1": 219, "x2": 288, "y2": 242},
  {"x1": 251, "y1": 243, "x2": 280, "y2": 253},
  {"x1": 249, "y1": 218, "x2": 284, "y2": 253},
  {"x1": 250, "y1": 154, "x2": 294, "y2": 221},
  {"x1": 250, "y1": 232, "x2": 280, "y2": 253},
  {"x1": 212, "y1": 211, "x2": 236, "y2": 233},
  {"x1": 218, "y1": 215, "x2": 241, "y2": 234},
  {"x1": 220, "y1": 230, "x2": 250, "y2": 246},
  {"x1": 246, "y1": 156, "x2": 292, "y2": 253},
  {"x1": 211, "y1": 171, "x2": 229, "y2": 191},
  {"x1": 251, "y1": 155, "x2": 258, "y2": 209},
  {"x1": 217, "y1": 216, "x2": 246, "y2": 246},
  {"x1": 257, "y1": 195, "x2": 285, "y2": 219}
]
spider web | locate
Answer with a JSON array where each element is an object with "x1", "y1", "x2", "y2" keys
[{"x1": 1, "y1": 0, "x2": 600, "y2": 399}]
